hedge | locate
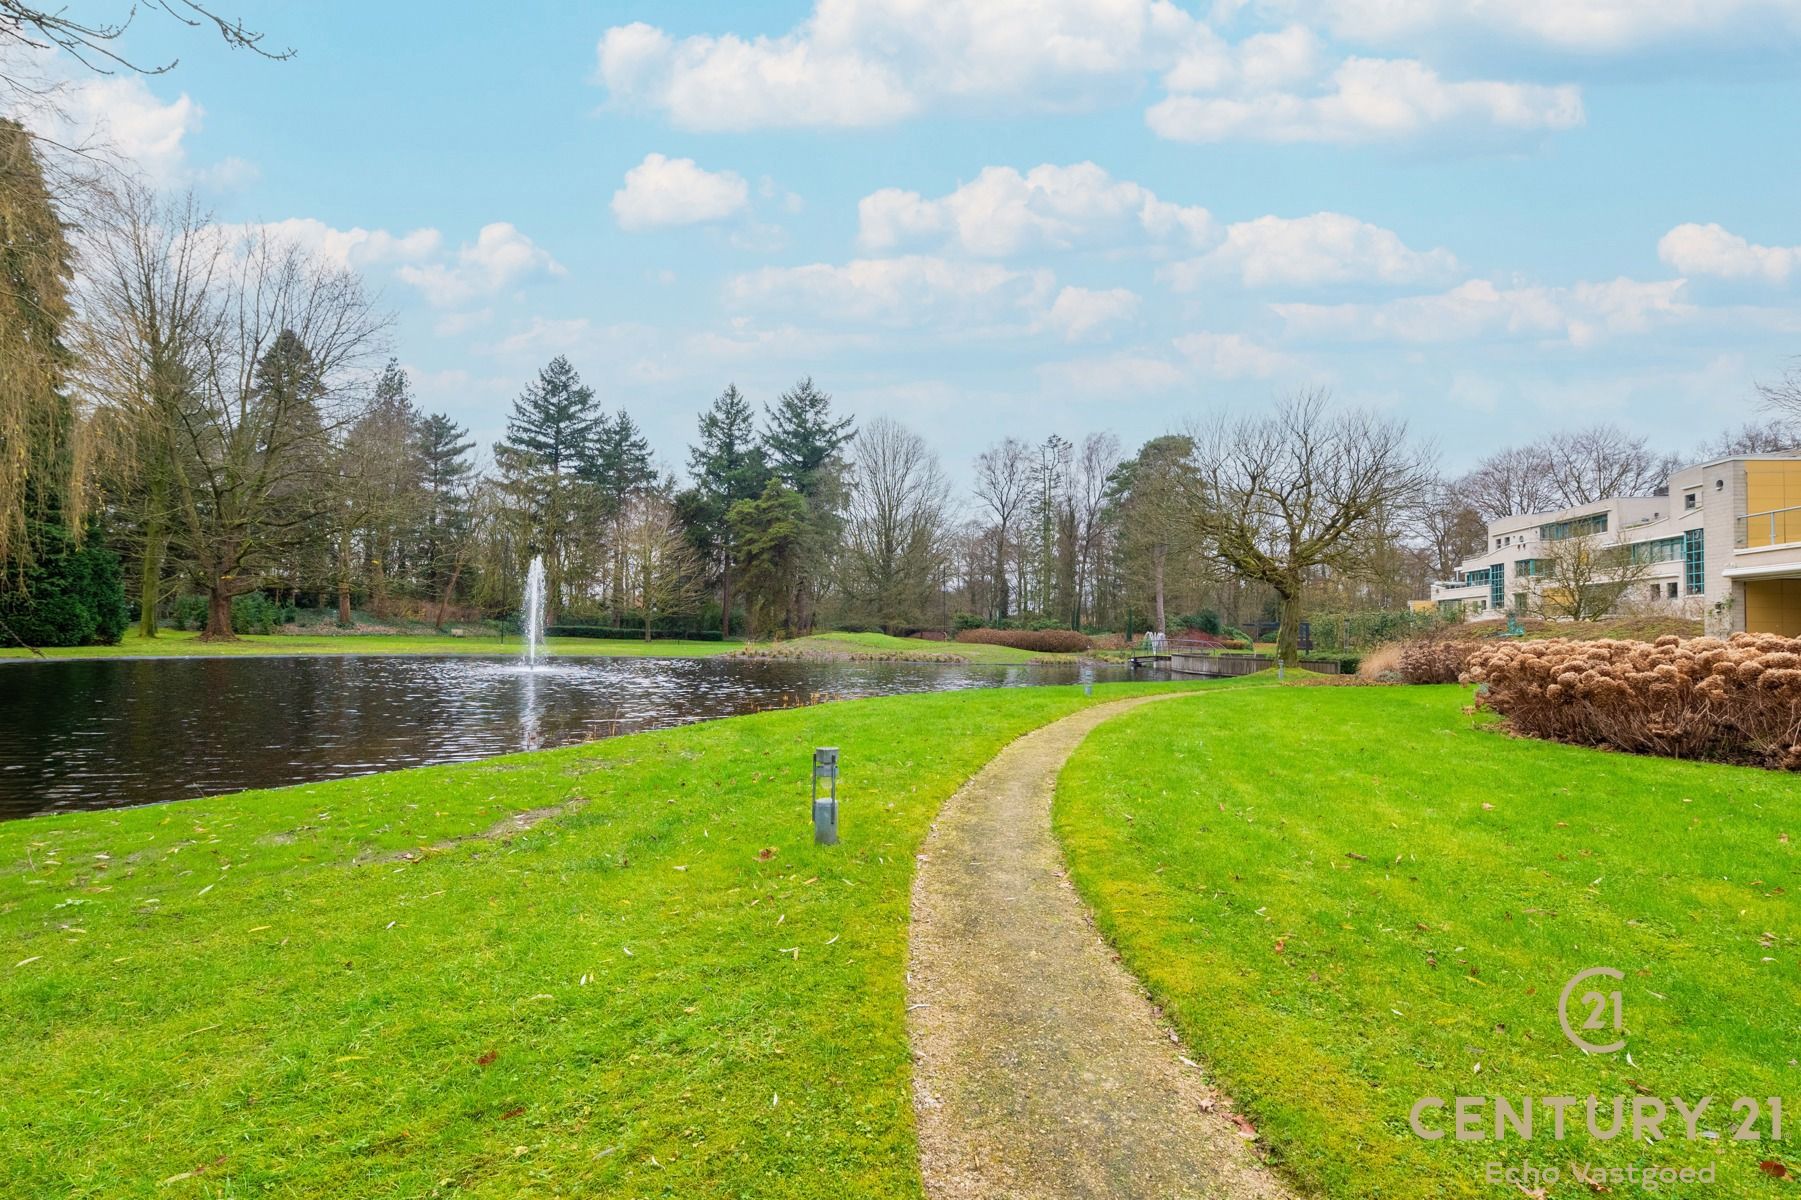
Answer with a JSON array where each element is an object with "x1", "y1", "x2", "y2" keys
[{"x1": 547, "y1": 625, "x2": 725, "y2": 642}]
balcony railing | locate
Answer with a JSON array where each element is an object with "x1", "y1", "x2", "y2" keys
[{"x1": 1735, "y1": 505, "x2": 1801, "y2": 549}]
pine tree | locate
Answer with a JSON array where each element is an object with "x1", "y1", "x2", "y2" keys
[
  {"x1": 760, "y1": 377, "x2": 853, "y2": 632},
  {"x1": 493, "y1": 356, "x2": 601, "y2": 625},
  {"x1": 728, "y1": 480, "x2": 807, "y2": 641},
  {"x1": 683, "y1": 384, "x2": 769, "y2": 637},
  {"x1": 415, "y1": 411, "x2": 475, "y2": 617},
  {"x1": 763, "y1": 376, "x2": 853, "y2": 500},
  {"x1": 587, "y1": 410, "x2": 657, "y2": 623}
]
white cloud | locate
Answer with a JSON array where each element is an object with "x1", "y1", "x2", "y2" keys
[
  {"x1": 612, "y1": 152, "x2": 751, "y2": 231},
  {"x1": 1147, "y1": 57, "x2": 1582, "y2": 144},
  {"x1": 725, "y1": 255, "x2": 1055, "y2": 329},
  {"x1": 1164, "y1": 23, "x2": 1324, "y2": 93},
  {"x1": 1172, "y1": 331, "x2": 1299, "y2": 378},
  {"x1": 1269, "y1": 0, "x2": 1801, "y2": 55},
  {"x1": 1040, "y1": 352, "x2": 1190, "y2": 395},
  {"x1": 1273, "y1": 276, "x2": 1693, "y2": 346},
  {"x1": 596, "y1": 1, "x2": 1202, "y2": 130},
  {"x1": 1047, "y1": 286, "x2": 1140, "y2": 340},
  {"x1": 396, "y1": 222, "x2": 565, "y2": 308},
  {"x1": 1658, "y1": 223, "x2": 1799, "y2": 285},
  {"x1": 1162, "y1": 212, "x2": 1460, "y2": 288},
  {"x1": 858, "y1": 162, "x2": 1214, "y2": 256},
  {"x1": 216, "y1": 218, "x2": 442, "y2": 271}
]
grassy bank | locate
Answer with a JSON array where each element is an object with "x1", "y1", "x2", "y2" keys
[
  {"x1": 2, "y1": 629, "x2": 1055, "y2": 665},
  {"x1": 1, "y1": 629, "x2": 739, "y2": 661},
  {"x1": 1055, "y1": 685, "x2": 1798, "y2": 1198},
  {"x1": 0, "y1": 681, "x2": 1190, "y2": 1198}
]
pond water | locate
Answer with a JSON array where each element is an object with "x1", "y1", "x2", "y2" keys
[{"x1": 0, "y1": 654, "x2": 1140, "y2": 819}]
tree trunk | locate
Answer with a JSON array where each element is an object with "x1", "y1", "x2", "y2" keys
[
  {"x1": 1275, "y1": 587, "x2": 1302, "y2": 666},
  {"x1": 202, "y1": 581, "x2": 235, "y2": 641},
  {"x1": 1153, "y1": 547, "x2": 1167, "y2": 635},
  {"x1": 719, "y1": 564, "x2": 732, "y2": 640},
  {"x1": 434, "y1": 560, "x2": 463, "y2": 631},
  {"x1": 138, "y1": 514, "x2": 165, "y2": 639}
]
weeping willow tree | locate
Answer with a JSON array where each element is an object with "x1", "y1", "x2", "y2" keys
[{"x1": 0, "y1": 116, "x2": 76, "y2": 569}]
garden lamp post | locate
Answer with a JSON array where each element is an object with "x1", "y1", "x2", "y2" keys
[{"x1": 812, "y1": 747, "x2": 839, "y2": 845}]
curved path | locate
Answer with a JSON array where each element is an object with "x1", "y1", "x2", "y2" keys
[{"x1": 908, "y1": 696, "x2": 1297, "y2": 1200}]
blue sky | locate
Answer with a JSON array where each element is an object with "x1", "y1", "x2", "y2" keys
[{"x1": 27, "y1": 0, "x2": 1801, "y2": 480}]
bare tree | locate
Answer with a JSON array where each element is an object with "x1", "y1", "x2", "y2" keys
[
  {"x1": 842, "y1": 417, "x2": 950, "y2": 632},
  {"x1": 155, "y1": 231, "x2": 386, "y2": 638},
  {"x1": 1757, "y1": 360, "x2": 1801, "y2": 430},
  {"x1": 1187, "y1": 391, "x2": 1431, "y2": 664},
  {"x1": 1540, "y1": 424, "x2": 1674, "y2": 508},
  {"x1": 621, "y1": 491, "x2": 703, "y2": 640},
  {"x1": 75, "y1": 183, "x2": 220, "y2": 633},
  {"x1": 1067, "y1": 432, "x2": 1120, "y2": 628},
  {"x1": 1528, "y1": 533, "x2": 1657, "y2": 622},
  {"x1": 1410, "y1": 477, "x2": 1488, "y2": 582},
  {"x1": 1459, "y1": 444, "x2": 1556, "y2": 520},
  {"x1": 972, "y1": 437, "x2": 1030, "y2": 622},
  {"x1": 1698, "y1": 419, "x2": 1798, "y2": 458}
]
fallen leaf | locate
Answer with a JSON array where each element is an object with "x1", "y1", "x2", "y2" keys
[
  {"x1": 1760, "y1": 1160, "x2": 1789, "y2": 1179},
  {"x1": 477, "y1": 1050, "x2": 498, "y2": 1066}
]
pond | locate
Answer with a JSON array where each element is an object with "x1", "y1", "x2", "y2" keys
[{"x1": 0, "y1": 654, "x2": 1141, "y2": 819}]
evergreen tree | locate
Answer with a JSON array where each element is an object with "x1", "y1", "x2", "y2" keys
[
  {"x1": 587, "y1": 410, "x2": 657, "y2": 623},
  {"x1": 760, "y1": 377, "x2": 853, "y2": 631},
  {"x1": 728, "y1": 480, "x2": 808, "y2": 641},
  {"x1": 416, "y1": 410, "x2": 475, "y2": 611},
  {"x1": 683, "y1": 384, "x2": 770, "y2": 637},
  {"x1": 0, "y1": 117, "x2": 76, "y2": 568},
  {"x1": 492, "y1": 356, "x2": 601, "y2": 625},
  {"x1": 762, "y1": 376, "x2": 853, "y2": 500}
]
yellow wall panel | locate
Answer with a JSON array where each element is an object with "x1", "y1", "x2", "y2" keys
[
  {"x1": 1743, "y1": 462, "x2": 1801, "y2": 547},
  {"x1": 1744, "y1": 579, "x2": 1801, "y2": 636}
]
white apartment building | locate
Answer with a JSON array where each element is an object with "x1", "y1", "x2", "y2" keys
[{"x1": 1426, "y1": 453, "x2": 1801, "y2": 637}]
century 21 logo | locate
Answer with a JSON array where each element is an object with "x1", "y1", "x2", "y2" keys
[{"x1": 1558, "y1": 966, "x2": 1625, "y2": 1055}]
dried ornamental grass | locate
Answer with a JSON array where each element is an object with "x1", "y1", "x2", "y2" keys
[
  {"x1": 1397, "y1": 638, "x2": 1482, "y2": 684},
  {"x1": 954, "y1": 628, "x2": 1093, "y2": 653},
  {"x1": 1463, "y1": 633, "x2": 1801, "y2": 769}
]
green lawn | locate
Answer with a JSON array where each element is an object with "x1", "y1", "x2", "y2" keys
[
  {"x1": 1055, "y1": 685, "x2": 1799, "y2": 1198},
  {"x1": 734, "y1": 630, "x2": 1056, "y2": 664},
  {"x1": 2, "y1": 628, "x2": 739, "y2": 661},
  {"x1": 0, "y1": 681, "x2": 1191, "y2": 1198}
]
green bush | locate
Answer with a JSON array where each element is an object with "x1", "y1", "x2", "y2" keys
[
  {"x1": 1310, "y1": 609, "x2": 1450, "y2": 652},
  {"x1": 952, "y1": 612, "x2": 986, "y2": 632},
  {"x1": 172, "y1": 595, "x2": 207, "y2": 631},
  {"x1": 231, "y1": 592, "x2": 287, "y2": 635},
  {"x1": 0, "y1": 521, "x2": 126, "y2": 647},
  {"x1": 1175, "y1": 609, "x2": 1222, "y2": 635}
]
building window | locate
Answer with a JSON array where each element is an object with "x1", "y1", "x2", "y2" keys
[
  {"x1": 1667, "y1": 582, "x2": 1678, "y2": 600},
  {"x1": 1683, "y1": 528, "x2": 1705, "y2": 595},
  {"x1": 1539, "y1": 512, "x2": 1609, "y2": 541},
  {"x1": 1490, "y1": 564, "x2": 1506, "y2": 610},
  {"x1": 1684, "y1": 491, "x2": 1698, "y2": 510}
]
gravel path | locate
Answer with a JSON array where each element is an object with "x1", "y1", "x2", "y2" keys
[{"x1": 908, "y1": 696, "x2": 1299, "y2": 1200}]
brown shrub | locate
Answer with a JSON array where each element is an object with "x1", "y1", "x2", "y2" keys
[
  {"x1": 1397, "y1": 638, "x2": 1483, "y2": 684},
  {"x1": 1464, "y1": 632, "x2": 1801, "y2": 769},
  {"x1": 954, "y1": 627, "x2": 1093, "y2": 653}
]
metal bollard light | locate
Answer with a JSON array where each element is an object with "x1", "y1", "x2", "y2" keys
[{"x1": 812, "y1": 747, "x2": 839, "y2": 845}]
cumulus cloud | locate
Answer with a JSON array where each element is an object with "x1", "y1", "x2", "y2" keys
[
  {"x1": 1172, "y1": 331, "x2": 1299, "y2": 378},
  {"x1": 394, "y1": 223, "x2": 566, "y2": 307},
  {"x1": 595, "y1": 0, "x2": 1202, "y2": 130},
  {"x1": 1046, "y1": 286, "x2": 1140, "y2": 341},
  {"x1": 1161, "y1": 212, "x2": 1459, "y2": 288},
  {"x1": 1147, "y1": 57, "x2": 1582, "y2": 144},
  {"x1": 612, "y1": 153, "x2": 750, "y2": 231},
  {"x1": 595, "y1": 2, "x2": 1590, "y2": 147},
  {"x1": 1267, "y1": 0, "x2": 1801, "y2": 55},
  {"x1": 1272, "y1": 277, "x2": 1693, "y2": 346},
  {"x1": 213, "y1": 218, "x2": 442, "y2": 271},
  {"x1": 725, "y1": 255, "x2": 1055, "y2": 329},
  {"x1": 1658, "y1": 223, "x2": 1799, "y2": 285},
  {"x1": 858, "y1": 162, "x2": 1213, "y2": 256}
]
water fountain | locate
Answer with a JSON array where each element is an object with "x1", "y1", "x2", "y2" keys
[{"x1": 521, "y1": 554, "x2": 547, "y2": 668}]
